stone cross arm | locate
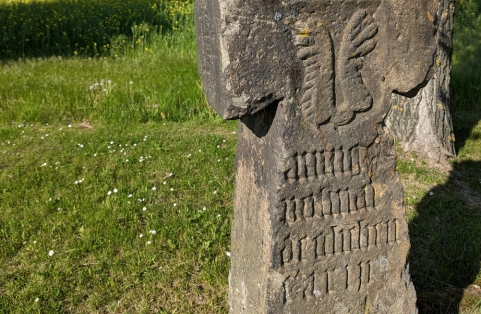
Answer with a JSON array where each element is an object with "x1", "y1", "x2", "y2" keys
[{"x1": 195, "y1": 0, "x2": 437, "y2": 126}]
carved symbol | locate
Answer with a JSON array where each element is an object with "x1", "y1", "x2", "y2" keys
[
  {"x1": 293, "y1": 10, "x2": 378, "y2": 127},
  {"x1": 334, "y1": 9, "x2": 378, "y2": 126},
  {"x1": 294, "y1": 20, "x2": 335, "y2": 127}
]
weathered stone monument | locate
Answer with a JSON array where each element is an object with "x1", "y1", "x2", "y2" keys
[{"x1": 195, "y1": 0, "x2": 437, "y2": 312}]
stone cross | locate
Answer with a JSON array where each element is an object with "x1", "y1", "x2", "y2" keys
[{"x1": 195, "y1": 0, "x2": 436, "y2": 312}]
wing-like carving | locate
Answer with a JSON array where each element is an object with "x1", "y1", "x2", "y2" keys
[
  {"x1": 294, "y1": 10, "x2": 377, "y2": 128},
  {"x1": 295, "y1": 21, "x2": 335, "y2": 127},
  {"x1": 333, "y1": 9, "x2": 378, "y2": 126}
]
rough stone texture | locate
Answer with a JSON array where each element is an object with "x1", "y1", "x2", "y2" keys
[
  {"x1": 385, "y1": 0, "x2": 456, "y2": 171},
  {"x1": 195, "y1": 0, "x2": 437, "y2": 312}
]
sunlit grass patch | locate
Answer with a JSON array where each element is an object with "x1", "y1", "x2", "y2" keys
[
  {"x1": 0, "y1": 26, "x2": 213, "y2": 124},
  {"x1": 0, "y1": 120, "x2": 237, "y2": 313},
  {"x1": 0, "y1": 0, "x2": 193, "y2": 59}
]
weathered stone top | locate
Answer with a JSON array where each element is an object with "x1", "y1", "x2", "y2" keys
[{"x1": 196, "y1": 0, "x2": 436, "y2": 125}]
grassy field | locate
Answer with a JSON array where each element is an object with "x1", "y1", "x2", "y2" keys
[
  {"x1": 0, "y1": 0, "x2": 192, "y2": 59},
  {"x1": 0, "y1": 0, "x2": 480, "y2": 313},
  {"x1": 0, "y1": 120, "x2": 237, "y2": 313}
]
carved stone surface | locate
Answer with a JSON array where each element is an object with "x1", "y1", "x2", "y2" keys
[{"x1": 195, "y1": 0, "x2": 437, "y2": 312}]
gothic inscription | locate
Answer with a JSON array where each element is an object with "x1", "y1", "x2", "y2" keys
[
  {"x1": 276, "y1": 137, "x2": 406, "y2": 305},
  {"x1": 279, "y1": 220, "x2": 399, "y2": 266},
  {"x1": 284, "y1": 146, "x2": 368, "y2": 183},
  {"x1": 276, "y1": 185, "x2": 375, "y2": 222},
  {"x1": 284, "y1": 261, "x2": 372, "y2": 301}
]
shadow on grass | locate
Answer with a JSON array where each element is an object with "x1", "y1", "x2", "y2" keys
[
  {"x1": 410, "y1": 0, "x2": 481, "y2": 298},
  {"x1": 412, "y1": 7, "x2": 481, "y2": 305},
  {"x1": 409, "y1": 159, "x2": 481, "y2": 313},
  {"x1": 409, "y1": 12, "x2": 481, "y2": 306}
]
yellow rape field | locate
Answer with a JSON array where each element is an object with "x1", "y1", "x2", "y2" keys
[{"x1": 0, "y1": 0, "x2": 193, "y2": 59}]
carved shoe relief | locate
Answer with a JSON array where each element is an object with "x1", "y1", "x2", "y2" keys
[{"x1": 334, "y1": 9, "x2": 378, "y2": 126}]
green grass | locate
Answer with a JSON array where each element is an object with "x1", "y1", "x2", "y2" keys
[
  {"x1": 0, "y1": 27, "x2": 212, "y2": 124},
  {"x1": 0, "y1": 0, "x2": 480, "y2": 313},
  {"x1": 0, "y1": 5, "x2": 238, "y2": 312},
  {"x1": 0, "y1": 0, "x2": 192, "y2": 59},
  {"x1": 0, "y1": 120, "x2": 237, "y2": 313},
  {"x1": 452, "y1": 0, "x2": 481, "y2": 113}
]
